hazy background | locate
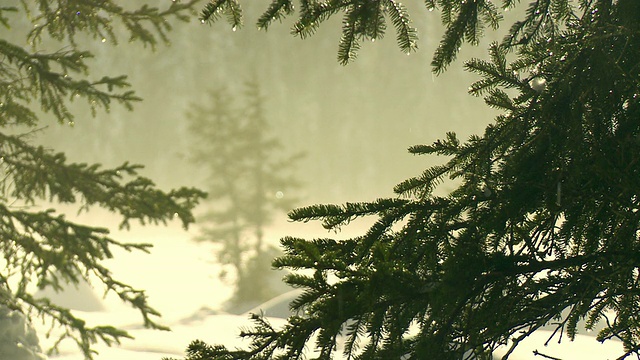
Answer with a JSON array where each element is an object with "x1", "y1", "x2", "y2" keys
[
  {"x1": 28, "y1": 2, "x2": 502, "y2": 312},
  {"x1": 37, "y1": 2, "x2": 497, "y2": 205}
]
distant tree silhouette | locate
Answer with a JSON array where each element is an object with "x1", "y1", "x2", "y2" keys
[{"x1": 187, "y1": 81, "x2": 304, "y2": 310}]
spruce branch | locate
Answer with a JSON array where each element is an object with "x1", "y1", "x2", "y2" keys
[
  {"x1": 393, "y1": 164, "x2": 453, "y2": 198},
  {"x1": 27, "y1": 0, "x2": 199, "y2": 49},
  {"x1": 383, "y1": 0, "x2": 418, "y2": 55},
  {"x1": 337, "y1": 1, "x2": 389, "y2": 64},
  {"x1": 0, "y1": 2, "x2": 205, "y2": 359},
  {"x1": 0, "y1": 1, "x2": 199, "y2": 128},
  {"x1": 501, "y1": 0, "x2": 559, "y2": 48},
  {"x1": 288, "y1": 198, "x2": 409, "y2": 230},
  {"x1": 291, "y1": 0, "x2": 343, "y2": 40},
  {"x1": 0, "y1": 203, "x2": 173, "y2": 358},
  {"x1": 464, "y1": 42, "x2": 532, "y2": 97},
  {"x1": 200, "y1": 0, "x2": 243, "y2": 30},
  {"x1": 364, "y1": 0, "x2": 386, "y2": 41},
  {"x1": 337, "y1": 8, "x2": 361, "y2": 65},
  {"x1": 0, "y1": 38, "x2": 141, "y2": 124},
  {"x1": 257, "y1": 0, "x2": 295, "y2": 30},
  {"x1": 0, "y1": 131, "x2": 205, "y2": 230},
  {"x1": 431, "y1": 1, "x2": 482, "y2": 73},
  {"x1": 408, "y1": 131, "x2": 461, "y2": 156}
]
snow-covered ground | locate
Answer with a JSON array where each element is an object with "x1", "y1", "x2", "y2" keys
[
  {"x1": 492, "y1": 331, "x2": 625, "y2": 360},
  {"x1": 30, "y1": 214, "x2": 310, "y2": 360},
  {"x1": 35, "y1": 222, "x2": 235, "y2": 360},
  {"x1": 21, "y1": 214, "x2": 628, "y2": 360}
]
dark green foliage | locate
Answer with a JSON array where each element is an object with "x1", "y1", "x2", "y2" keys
[
  {"x1": 427, "y1": 0, "x2": 502, "y2": 73},
  {"x1": 177, "y1": 0, "x2": 640, "y2": 359},
  {"x1": 200, "y1": 0, "x2": 417, "y2": 65},
  {"x1": 200, "y1": 0, "x2": 243, "y2": 30},
  {"x1": 187, "y1": 82, "x2": 304, "y2": 309},
  {"x1": 257, "y1": 0, "x2": 295, "y2": 31},
  {"x1": 0, "y1": 1, "x2": 205, "y2": 359}
]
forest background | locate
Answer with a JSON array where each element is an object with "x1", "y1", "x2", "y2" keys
[{"x1": 35, "y1": 2, "x2": 496, "y2": 208}]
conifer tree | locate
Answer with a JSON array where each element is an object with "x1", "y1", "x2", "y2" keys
[
  {"x1": 187, "y1": 82, "x2": 303, "y2": 310},
  {"x1": 174, "y1": 0, "x2": 640, "y2": 359},
  {"x1": 0, "y1": 2, "x2": 205, "y2": 359}
]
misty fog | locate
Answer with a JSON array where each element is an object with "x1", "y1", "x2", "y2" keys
[
  {"x1": 15, "y1": 1, "x2": 504, "y2": 321},
  {"x1": 36, "y1": 3, "x2": 495, "y2": 207}
]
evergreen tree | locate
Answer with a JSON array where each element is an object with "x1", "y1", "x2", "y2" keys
[
  {"x1": 0, "y1": 2, "x2": 205, "y2": 359},
  {"x1": 173, "y1": 0, "x2": 640, "y2": 359},
  {"x1": 187, "y1": 82, "x2": 303, "y2": 310}
]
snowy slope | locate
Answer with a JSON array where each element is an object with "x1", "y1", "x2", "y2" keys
[{"x1": 18, "y1": 219, "x2": 628, "y2": 360}]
